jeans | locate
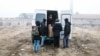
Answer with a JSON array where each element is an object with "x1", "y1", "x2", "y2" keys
[
  {"x1": 34, "y1": 40, "x2": 40, "y2": 52},
  {"x1": 41, "y1": 36, "x2": 46, "y2": 46},
  {"x1": 63, "y1": 35, "x2": 69, "y2": 47}
]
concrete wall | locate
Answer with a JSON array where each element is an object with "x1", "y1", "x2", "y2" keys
[
  {"x1": 72, "y1": 18, "x2": 100, "y2": 28},
  {"x1": 0, "y1": 18, "x2": 32, "y2": 28}
]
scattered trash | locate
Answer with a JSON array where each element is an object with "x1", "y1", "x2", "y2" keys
[
  {"x1": 84, "y1": 47, "x2": 88, "y2": 49},
  {"x1": 20, "y1": 49, "x2": 25, "y2": 51},
  {"x1": 11, "y1": 54, "x2": 15, "y2": 56},
  {"x1": 82, "y1": 44, "x2": 85, "y2": 47},
  {"x1": 18, "y1": 53, "x2": 22, "y2": 56}
]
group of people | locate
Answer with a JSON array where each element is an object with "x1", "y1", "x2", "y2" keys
[
  {"x1": 32, "y1": 15, "x2": 71, "y2": 53},
  {"x1": 52, "y1": 18, "x2": 71, "y2": 48}
]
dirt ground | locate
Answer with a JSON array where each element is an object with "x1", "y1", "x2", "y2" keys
[{"x1": 0, "y1": 27, "x2": 100, "y2": 56}]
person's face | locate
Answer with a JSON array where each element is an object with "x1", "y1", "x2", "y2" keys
[{"x1": 49, "y1": 15, "x2": 52, "y2": 19}]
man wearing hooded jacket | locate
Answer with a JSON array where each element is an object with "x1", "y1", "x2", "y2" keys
[
  {"x1": 63, "y1": 18, "x2": 71, "y2": 48},
  {"x1": 53, "y1": 19, "x2": 62, "y2": 48}
]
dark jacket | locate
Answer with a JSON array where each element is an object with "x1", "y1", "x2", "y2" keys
[
  {"x1": 53, "y1": 22, "x2": 62, "y2": 36},
  {"x1": 41, "y1": 22, "x2": 46, "y2": 36},
  {"x1": 64, "y1": 22, "x2": 71, "y2": 36}
]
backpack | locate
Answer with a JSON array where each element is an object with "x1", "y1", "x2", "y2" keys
[{"x1": 32, "y1": 26, "x2": 39, "y2": 36}]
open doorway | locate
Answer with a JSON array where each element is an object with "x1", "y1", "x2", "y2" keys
[{"x1": 47, "y1": 10, "x2": 58, "y2": 37}]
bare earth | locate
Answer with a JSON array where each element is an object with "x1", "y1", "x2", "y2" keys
[{"x1": 0, "y1": 27, "x2": 100, "y2": 56}]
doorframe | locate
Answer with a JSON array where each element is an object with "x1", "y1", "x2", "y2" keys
[
  {"x1": 61, "y1": 14, "x2": 71, "y2": 25},
  {"x1": 61, "y1": 14, "x2": 72, "y2": 39}
]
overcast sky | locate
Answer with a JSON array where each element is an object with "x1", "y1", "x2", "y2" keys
[{"x1": 0, "y1": 0, "x2": 100, "y2": 17}]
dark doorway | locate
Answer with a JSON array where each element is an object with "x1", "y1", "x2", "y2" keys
[
  {"x1": 47, "y1": 10, "x2": 58, "y2": 36},
  {"x1": 47, "y1": 10, "x2": 58, "y2": 25}
]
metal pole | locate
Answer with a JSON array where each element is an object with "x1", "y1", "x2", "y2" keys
[
  {"x1": 70, "y1": 0, "x2": 73, "y2": 14},
  {"x1": 69, "y1": 0, "x2": 73, "y2": 39}
]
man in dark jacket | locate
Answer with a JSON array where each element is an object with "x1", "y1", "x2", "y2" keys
[
  {"x1": 53, "y1": 19, "x2": 62, "y2": 48},
  {"x1": 63, "y1": 18, "x2": 71, "y2": 48},
  {"x1": 40, "y1": 19, "x2": 47, "y2": 47}
]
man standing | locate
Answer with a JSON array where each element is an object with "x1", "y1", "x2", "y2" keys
[
  {"x1": 40, "y1": 19, "x2": 47, "y2": 47},
  {"x1": 53, "y1": 19, "x2": 62, "y2": 48},
  {"x1": 63, "y1": 18, "x2": 71, "y2": 48},
  {"x1": 32, "y1": 21, "x2": 41, "y2": 53}
]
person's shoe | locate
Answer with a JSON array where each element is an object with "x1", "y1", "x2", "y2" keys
[
  {"x1": 63, "y1": 46, "x2": 66, "y2": 48},
  {"x1": 54, "y1": 47, "x2": 59, "y2": 49},
  {"x1": 63, "y1": 45, "x2": 69, "y2": 48},
  {"x1": 66, "y1": 46, "x2": 69, "y2": 48},
  {"x1": 41, "y1": 45, "x2": 44, "y2": 47},
  {"x1": 34, "y1": 51, "x2": 38, "y2": 53}
]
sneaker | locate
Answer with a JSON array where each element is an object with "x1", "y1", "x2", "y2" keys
[
  {"x1": 34, "y1": 51, "x2": 38, "y2": 53},
  {"x1": 66, "y1": 46, "x2": 69, "y2": 48},
  {"x1": 63, "y1": 46, "x2": 66, "y2": 48},
  {"x1": 41, "y1": 45, "x2": 44, "y2": 47},
  {"x1": 63, "y1": 45, "x2": 69, "y2": 48}
]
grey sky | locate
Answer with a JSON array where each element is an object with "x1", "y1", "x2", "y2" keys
[{"x1": 0, "y1": 0, "x2": 100, "y2": 17}]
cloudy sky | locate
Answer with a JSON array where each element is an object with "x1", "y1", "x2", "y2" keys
[{"x1": 0, "y1": 0, "x2": 100, "y2": 17}]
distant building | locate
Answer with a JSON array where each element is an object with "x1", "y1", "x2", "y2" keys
[
  {"x1": 0, "y1": 17, "x2": 32, "y2": 27},
  {"x1": 18, "y1": 13, "x2": 33, "y2": 19},
  {"x1": 72, "y1": 14, "x2": 100, "y2": 28},
  {"x1": 72, "y1": 14, "x2": 100, "y2": 19},
  {"x1": 0, "y1": 14, "x2": 100, "y2": 28}
]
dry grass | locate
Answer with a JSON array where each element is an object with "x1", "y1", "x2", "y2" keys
[{"x1": 0, "y1": 27, "x2": 100, "y2": 56}]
